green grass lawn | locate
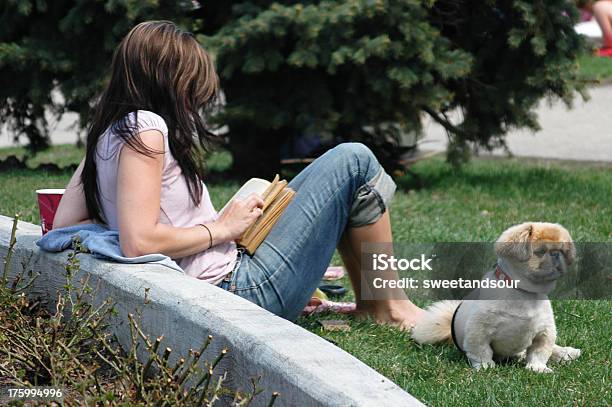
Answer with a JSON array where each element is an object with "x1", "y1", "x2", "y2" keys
[
  {"x1": 0, "y1": 145, "x2": 610, "y2": 406},
  {"x1": 578, "y1": 54, "x2": 612, "y2": 82},
  {"x1": 0, "y1": 143, "x2": 86, "y2": 168},
  {"x1": 295, "y1": 157, "x2": 611, "y2": 407}
]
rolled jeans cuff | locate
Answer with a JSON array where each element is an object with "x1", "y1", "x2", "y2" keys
[{"x1": 348, "y1": 167, "x2": 396, "y2": 227}]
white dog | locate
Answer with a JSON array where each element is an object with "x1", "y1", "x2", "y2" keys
[{"x1": 412, "y1": 222, "x2": 581, "y2": 373}]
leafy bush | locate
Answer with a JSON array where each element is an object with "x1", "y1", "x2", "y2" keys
[{"x1": 0, "y1": 1, "x2": 587, "y2": 175}]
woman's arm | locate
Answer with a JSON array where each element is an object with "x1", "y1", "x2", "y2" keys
[
  {"x1": 117, "y1": 130, "x2": 263, "y2": 258},
  {"x1": 53, "y1": 158, "x2": 94, "y2": 228}
]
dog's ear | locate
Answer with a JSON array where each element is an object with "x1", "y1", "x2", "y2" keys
[
  {"x1": 495, "y1": 223, "x2": 533, "y2": 262},
  {"x1": 558, "y1": 227, "x2": 576, "y2": 265},
  {"x1": 562, "y1": 241, "x2": 576, "y2": 265}
]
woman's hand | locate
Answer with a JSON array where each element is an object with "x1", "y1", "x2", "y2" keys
[{"x1": 213, "y1": 193, "x2": 264, "y2": 242}]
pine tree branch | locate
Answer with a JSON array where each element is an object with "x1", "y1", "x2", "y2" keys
[{"x1": 422, "y1": 107, "x2": 469, "y2": 139}]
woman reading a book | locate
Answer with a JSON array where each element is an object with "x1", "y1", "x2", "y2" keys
[{"x1": 54, "y1": 21, "x2": 423, "y2": 330}]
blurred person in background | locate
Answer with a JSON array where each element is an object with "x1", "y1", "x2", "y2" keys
[{"x1": 576, "y1": 0, "x2": 612, "y2": 54}]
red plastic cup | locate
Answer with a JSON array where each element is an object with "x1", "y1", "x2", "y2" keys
[{"x1": 36, "y1": 189, "x2": 65, "y2": 235}]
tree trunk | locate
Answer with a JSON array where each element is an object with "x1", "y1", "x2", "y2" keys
[{"x1": 227, "y1": 124, "x2": 285, "y2": 180}]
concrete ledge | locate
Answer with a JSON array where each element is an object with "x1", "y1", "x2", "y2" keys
[{"x1": 0, "y1": 216, "x2": 422, "y2": 407}]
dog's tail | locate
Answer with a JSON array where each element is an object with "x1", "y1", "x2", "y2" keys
[{"x1": 411, "y1": 300, "x2": 462, "y2": 344}]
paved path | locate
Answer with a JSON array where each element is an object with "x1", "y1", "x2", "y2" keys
[
  {"x1": 2, "y1": 85, "x2": 611, "y2": 162},
  {"x1": 0, "y1": 110, "x2": 81, "y2": 148},
  {"x1": 420, "y1": 84, "x2": 612, "y2": 163}
]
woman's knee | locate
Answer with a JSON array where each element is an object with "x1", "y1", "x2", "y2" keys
[
  {"x1": 315, "y1": 142, "x2": 396, "y2": 226},
  {"x1": 331, "y1": 142, "x2": 378, "y2": 171},
  {"x1": 328, "y1": 143, "x2": 397, "y2": 227}
]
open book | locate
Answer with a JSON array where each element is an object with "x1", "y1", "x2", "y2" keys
[{"x1": 220, "y1": 175, "x2": 295, "y2": 255}]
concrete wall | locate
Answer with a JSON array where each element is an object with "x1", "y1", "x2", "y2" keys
[{"x1": 0, "y1": 215, "x2": 423, "y2": 406}]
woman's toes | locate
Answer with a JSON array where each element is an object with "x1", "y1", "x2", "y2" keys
[{"x1": 363, "y1": 301, "x2": 424, "y2": 331}]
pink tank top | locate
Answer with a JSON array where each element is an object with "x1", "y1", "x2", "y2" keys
[{"x1": 95, "y1": 110, "x2": 237, "y2": 284}]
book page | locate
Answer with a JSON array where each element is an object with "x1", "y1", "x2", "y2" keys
[
  {"x1": 261, "y1": 174, "x2": 280, "y2": 202},
  {"x1": 238, "y1": 187, "x2": 295, "y2": 254},
  {"x1": 263, "y1": 179, "x2": 287, "y2": 210},
  {"x1": 219, "y1": 178, "x2": 270, "y2": 214}
]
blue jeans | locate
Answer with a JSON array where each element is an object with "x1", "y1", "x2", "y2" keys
[{"x1": 219, "y1": 143, "x2": 396, "y2": 320}]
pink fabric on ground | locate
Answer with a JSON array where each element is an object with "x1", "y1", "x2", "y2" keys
[{"x1": 302, "y1": 297, "x2": 357, "y2": 316}]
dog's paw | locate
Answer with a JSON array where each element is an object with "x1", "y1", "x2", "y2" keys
[
  {"x1": 526, "y1": 363, "x2": 553, "y2": 373},
  {"x1": 551, "y1": 346, "x2": 581, "y2": 363},
  {"x1": 514, "y1": 350, "x2": 527, "y2": 361},
  {"x1": 472, "y1": 360, "x2": 496, "y2": 371}
]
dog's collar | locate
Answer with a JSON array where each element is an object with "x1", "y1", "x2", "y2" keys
[
  {"x1": 494, "y1": 264, "x2": 514, "y2": 285},
  {"x1": 495, "y1": 260, "x2": 556, "y2": 295},
  {"x1": 495, "y1": 262, "x2": 531, "y2": 293}
]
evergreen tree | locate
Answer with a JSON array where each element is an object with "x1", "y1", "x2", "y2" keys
[
  {"x1": 0, "y1": 0, "x2": 194, "y2": 150},
  {"x1": 1, "y1": 1, "x2": 587, "y2": 176}
]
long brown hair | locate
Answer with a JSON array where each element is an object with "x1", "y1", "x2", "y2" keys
[{"x1": 82, "y1": 21, "x2": 219, "y2": 223}]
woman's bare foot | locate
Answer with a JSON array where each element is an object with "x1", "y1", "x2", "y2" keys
[{"x1": 356, "y1": 300, "x2": 424, "y2": 332}]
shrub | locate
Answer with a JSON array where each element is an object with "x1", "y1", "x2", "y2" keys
[{"x1": 0, "y1": 216, "x2": 278, "y2": 406}]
